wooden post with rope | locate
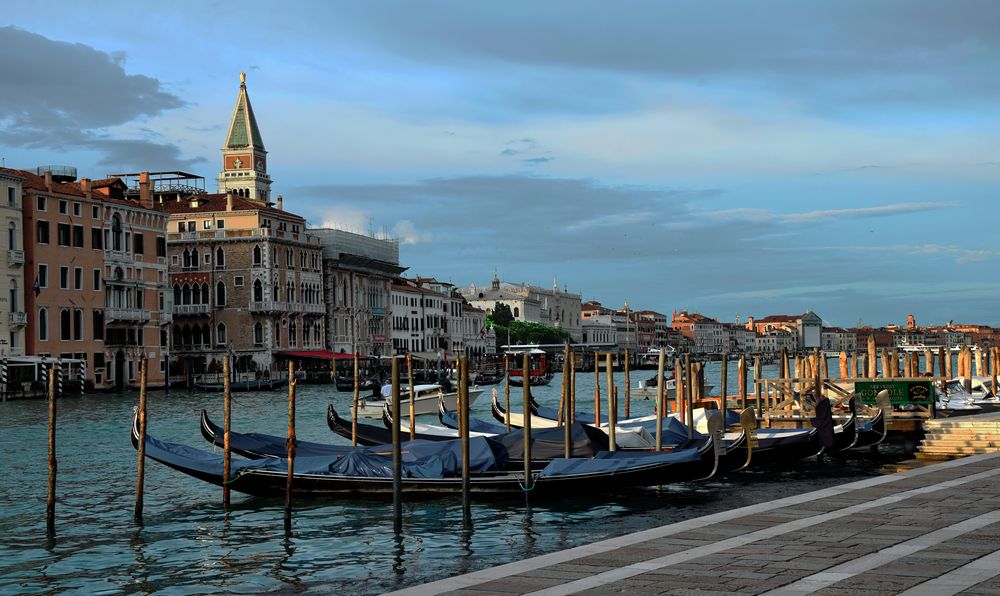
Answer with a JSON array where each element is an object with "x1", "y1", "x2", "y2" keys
[
  {"x1": 223, "y1": 355, "x2": 232, "y2": 507},
  {"x1": 134, "y1": 357, "x2": 148, "y2": 523}
]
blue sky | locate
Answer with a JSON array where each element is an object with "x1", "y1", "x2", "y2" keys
[{"x1": 2, "y1": 1, "x2": 998, "y2": 326}]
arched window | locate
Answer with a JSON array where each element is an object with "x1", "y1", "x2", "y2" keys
[
  {"x1": 173, "y1": 284, "x2": 181, "y2": 306},
  {"x1": 289, "y1": 319, "x2": 297, "y2": 347},
  {"x1": 181, "y1": 284, "x2": 191, "y2": 305},
  {"x1": 253, "y1": 245, "x2": 262, "y2": 265},
  {"x1": 216, "y1": 281, "x2": 226, "y2": 307},
  {"x1": 172, "y1": 325, "x2": 181, "y2": 348},
  {"x1": 7, "y1": 222, "x2": 15, "y2": 251},
  {"x1": 253, "y1": 279, "x2": 263, "y2": 302},
  {"x1": 111, "y1": 214, "x2": 122, "y2": 251},
  {"x1": 253, "y1": 322, "x2": 263, "y2": 346},
  {"x1": 39, "y1": 308, "x2": 48, "y2": 341},
  {"x1": 216, "y1": 247, "x2": 225, "y2": 269},
  {"x1": 513, "y1": 307, "x2": 519, "y2": 318},
  {"x1": 272, "y1": 279, "x2": 279, "y2": 301},
  {"x1": 217, "y1": 323, "x2": 227, "y2": 345},
  {"x1": 191, "y1": 248, "x2": 199, "y2": 269},
  {"x1": 60, "y1": 309, "x2": 71, "y2": 340},
  {"x1": 201, "y1": 283, "x2": 209, "y2": 305}
]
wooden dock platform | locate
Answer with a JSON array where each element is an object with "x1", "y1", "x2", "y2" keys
[{"x1": 390, "y1": 451, "x2": 1000, "y2": 596}]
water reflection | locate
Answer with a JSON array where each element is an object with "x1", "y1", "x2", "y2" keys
[{"x1": 0, "y1": 377, "x2": 909, "y2": 594}]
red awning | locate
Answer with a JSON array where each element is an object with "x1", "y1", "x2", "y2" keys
[{"x1": 278, "y1": 350, "x2": 357, "y2": 360}]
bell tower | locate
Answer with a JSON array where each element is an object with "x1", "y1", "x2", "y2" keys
[{"x1": 218, "y1": 72, "x2": 272, "y2": 203}]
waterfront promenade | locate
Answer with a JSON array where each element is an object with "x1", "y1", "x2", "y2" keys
[{"x1": 392, "y1": 452, "x2": 1000, "y2": 595}]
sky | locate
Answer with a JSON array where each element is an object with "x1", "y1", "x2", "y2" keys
[{"x1": 1, "y1": 1, "x2": 998, "y2": 327}]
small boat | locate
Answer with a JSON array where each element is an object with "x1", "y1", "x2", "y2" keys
[
  {"x1": 473, "y1": 371, "x2": 503, "y2": 385},
  {"x1": 135, "y1": 411, "x2": 723, "y2": 497},
  {"x1": 192, "y1": 377, "x2": 288, "y2": 392},
  {"x1": 634, "y1": 373, "x2": 714, "y2": 400},
  {"x1": 334, "y1": 376, "x2": 377, "y2": 392},
  {"x1": 357, "y1": 384, "x2": 484, "y2": 419}
]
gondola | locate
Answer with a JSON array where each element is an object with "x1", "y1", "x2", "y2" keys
[
  {"x1": 851, "y1": 408, "x2": 887, "y2": 450},
  {"x1": 192, "y1": 377, "x2": 288, "y2": 392},
  {"x1": 474, "y1": 371, "x2": 503, "y2": 385},
  {"x1": 134, "y1": 411, "x2": 724, "y2": 497},
  {"x1": 507, "y1": 374, "x2": 552, "y2": 387},
  {"x1": 202, "y1": 410, "x2": 357, "y2": 459},
  {"x1": 327, "y1": 404, "x2": 464, "y2": 445}
]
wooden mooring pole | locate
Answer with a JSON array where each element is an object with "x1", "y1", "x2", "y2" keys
[
  {"x1": 719, "y1": 355, "x2": 728, "y2": 424},
  {"x1": 655, "y1": 348, "x2": 666, "y2": 451},
  {"x1": 569, "y1": 353, "x2": 576, "y2": 425},
  {"x1": 351, "y1": 353, "x2": 360, "y2": 446},
  {"x1": 925, "y1": 347, "x2": 934, "y2": 376},
  {"x1": 284, "y1": 361, "x2": 296, "y2": 533},
  {"x1": 867, "y1": 335, "x2": 877, "y2": 378},
  {"x1": 391, "y1": 357, "x2": 402, "y2": 532},
  {"x1": 522, "y1": 353, "x2": 532, "y2": 490},
  {"x1": 460, "y1": 356, "x2": 470, "y2": 525},
  {"x1": 134, "y1": 357, "x2": 148, "y2": 523},
  {"x1": 47, "y1": 365, "x2": 57, "y2": 535},
  {"x1": 685, "y1": 355, "x2": 694, "y2": 439},
  {"x1": 407, "y1": 353, "x2": 416, "y2": 440},
  {"x1": 593, "y1": 353, "x2": 601, "y2": 427},
  {"x1": 606, "y1": 353, "x2": 616, "y2": 452},
  {"x1": 624, "y1": 348, "x2": 631, "y2": 418},
  {"x1": 562, "y1": 343, "x2": 571, "y2": 458},
  {"x1": 504, "y1": 357, "x2": 511, "y2": 431},
  {"x1": 222, "y1": 355, "x2": 231, "y2": 508},
  {"x1": 674, "y1": 358, "x2": 683, "y2": 418},
  {"x1": 754, "y1": 355, "x2": 762, "y2": 415},
  {"x1": 738, "y1": 355, "x2": 747, "y2": 410}
]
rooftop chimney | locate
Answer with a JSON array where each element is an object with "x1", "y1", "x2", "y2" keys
[
  {"x1": 226, "y1": 192, "x2": 233, "y2": 211},
  {"x1": 44, "y1": 170, "x2": 53, "y2": 190},
  {"x1": 277, "y1": 195, "x2": 283, "y2": 211},
  {"x1": 80, "y1": 178, "x2": 91, "y2": 199},
  {"x1": 138, "y1": 172, "x2": 153, "y2": 210}
]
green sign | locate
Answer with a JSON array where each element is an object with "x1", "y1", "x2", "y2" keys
[{"x1": 856, "y1": 380, "x2": 933, "y2": 406}]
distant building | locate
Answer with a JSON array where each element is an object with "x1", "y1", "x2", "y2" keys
[
  {"x1": 460, "y1": 275, "x2": 582, "y2": 341},
  {"x1": 672, "y1": 310, "x2": 724, "y2": 354},
  {"x1": 309, "y1": 228, "x2": 404, "y2": 357},
  {"x1": 749, "y1": 311, "x2": 822, "y2": 350},
  {"x1": 821, "y1": 327, "x2": 857, "y2": 352}
]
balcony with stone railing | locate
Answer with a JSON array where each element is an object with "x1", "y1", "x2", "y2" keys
[
  {"x1": 297, "y1": 303, "x2": 326, "y2": 315},
  {"x1": 105, "y1": 308, "x2": 151, "y2": 323},
  {"x1": 249, "y1": 300, "x2": 288, "y2": 313},
  {"x1": 173, "y1": 304, "x2": 211, "y2": 316},
  {"x1": 9, "y1": 311, "x2": 26, "y2": 326},
  {"x1": 7, "y1": 249, "x2": 24, "y2": 266}
]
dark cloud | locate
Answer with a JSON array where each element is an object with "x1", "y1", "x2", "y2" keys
[
  {"x1": 325, "y1": 1, "x2": 1000, "y2": 112},
  {"x1": 523, "y1": 157, "x2": 553, "y2": 166},
  {"x1": 0, "y1": 27, "x2": 197, "y2": 169}
]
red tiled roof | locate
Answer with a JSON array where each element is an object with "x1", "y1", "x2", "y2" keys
[
  {"x1": 0, "y1": 167, "x2": 85, "y2": 197},
  {"x1": 757, "y1": 315, "x2": 799, "y2": 323},
  {"x1": 391, "y1": 283, "x2": 439, "y2": 295},
  {"x1": 154, "y1": 192, "x2": 303, "y2": 220}
]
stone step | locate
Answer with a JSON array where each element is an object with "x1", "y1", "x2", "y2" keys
[
  {"x1": 917, "y1": 445, "x2": 1000, "y2": 454},
  {"x1": 921, "y1": 439, "x2": 1000, "y2": 448}
]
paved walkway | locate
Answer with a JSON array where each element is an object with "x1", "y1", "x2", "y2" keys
[{"x1": 389, "y1": 452, "x2": 1000, "y2": 596}]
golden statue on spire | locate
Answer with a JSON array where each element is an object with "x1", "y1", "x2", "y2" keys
[{"x1": 240, "y1": 71, "x2": 246, "y2": 84}]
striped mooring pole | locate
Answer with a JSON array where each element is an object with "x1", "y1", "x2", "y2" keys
[
  {"x1": 78, "y1": 360, "x2": 85, "y2": 396},
  {"x1": 56, "y1": 358, "x2": 63, "y2": 397},
  {"x1": 40, "y1": 355, "x2": 48, "y2": 390},
  {"x1": 1, "y1": 356, "x2": 7, "y2": 394}
]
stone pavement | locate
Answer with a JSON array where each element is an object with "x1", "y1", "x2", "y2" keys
[{"x1": 388, "y1": 452, "x2": 1000, "y2": 596}]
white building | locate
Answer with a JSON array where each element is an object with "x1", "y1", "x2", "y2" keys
[
  {"x1": 0, "y1": 170, "x2": 25, "y2": 357},
  {"x1": 460, "y1": 274, "x2": 582, "y2": 341}
]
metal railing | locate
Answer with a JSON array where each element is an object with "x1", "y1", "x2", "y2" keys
[
  {"x1": 173, "y1": 304, "x2": 211, "y2": 315},
  {"x1": 105, "y1": 308, "x2": 151, "y2": 322},
  {"x1": 249, "y1": 300, "x2": 288, "y2": 312},
  {"x1": 9, "y1": 311, "x2": 26, "y2": 326},
  {"x1": 7, "y1": 249, "x2": 23, "y2": 265}
]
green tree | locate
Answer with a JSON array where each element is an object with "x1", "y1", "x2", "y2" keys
[{"x1": 492, "y1": 302, "x2": 514, "y2": 327}]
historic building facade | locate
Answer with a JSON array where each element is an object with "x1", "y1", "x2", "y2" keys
[
  {"x1": 0, "y1": 170, "x2": 25, "y2": 358},
  {"x1": 159, "y1": 74, "x2": 324, "y2": 379}
]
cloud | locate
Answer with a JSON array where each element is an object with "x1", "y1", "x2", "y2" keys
[
  {"x1": 523, "y1": 156, "x2": 553, "y2": 166},
  {"x1": 701, "y1": 202, "x2": 956, "y2": 224},
  {"x1": 317, "y1": 206, "x2": 370, "y2": 234},
  {"x1": 0, "y1": 27, "x2": 197, "y2": 169},
  {"x1": 393, "y1": 220, "x2": 432, "y2": 245}
]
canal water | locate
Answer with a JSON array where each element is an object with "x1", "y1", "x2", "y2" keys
[{"x1": 0, "y1": 365, "x2": 908, "y2": 594}]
